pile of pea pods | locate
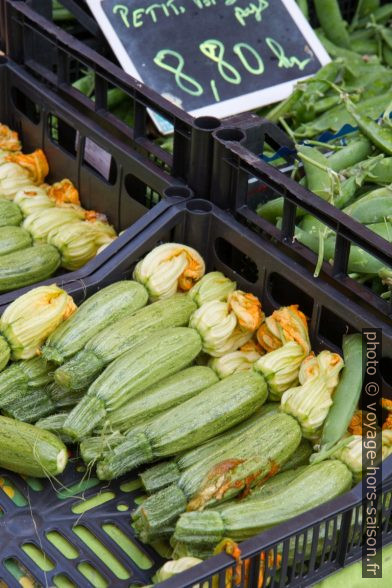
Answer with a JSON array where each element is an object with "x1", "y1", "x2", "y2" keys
[{"x1": 257, "y1": 0, "x2": 392, "y2": 302}]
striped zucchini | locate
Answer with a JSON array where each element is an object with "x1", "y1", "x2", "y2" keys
[
  {"x1": 140, "y1": 403, "x2": 281, "y2": 494},
  {"x1": 54, "y1": 295, "x2": 196, "y2": 391},
  {"x1": 80, "y1": 431, "x2": 126, "y2": 464},
  {"x1": 63, "y1": 327, "x2": 203, "y2": 440},
  {"x1": 0, "y1": 244, "x2": 60, "y2": 292},
  {"x1": 0, "y1": 226, "x2": 32, "y2": 256},
  {"x1": 173, "y1": 460, "x2": 353, "y2": 549},
  {"x1": 0, "y1": 199, "x2": 22, "y2": 227},
  {"x1": 0, "y1": 415, "x2": 68, "y2": 477},
  {"x1": 280, "y1": 438, "x2": 312, "y2": 472},
  {"x1": 43, "y1": 281, "x2": 148, "y2": 364},
  {"x1": 132, "y1": 411, "x2": 301, "y2": 542},
  {"x1": 106, "y1": 366, "x2": 218, "y2": 432},
  {"x1": 96, "y1": 371, "x2": 268, "y2": 480}
]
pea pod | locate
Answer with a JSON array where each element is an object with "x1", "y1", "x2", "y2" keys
[
  {"x1": 354, "y1": 4, "x2": 392, "y2": 29},
  {"x1": 351, "y1": 0, "x2": 381, "y2": 30},
  {"x1": 343, "y1": 187, "x2": 392, "y2": 224},
  {"x1": 344, "y1": 156, "x2": 392, "y2": 185},
  {"x1": 314, "y1": 0, "x2": 350, "y2": 49},
  {"x1": 297, "y1": 145, "x2": 339, "y2": 201},
  {"x1": 327, "y1": 137, "x2": 373, "y2": 172},
  {"x1": 343, "y1": 97, "x2": 392, "y2": 155},
  {"x1": 319, "y1": 334, "x2": 364, "y2": 452}
]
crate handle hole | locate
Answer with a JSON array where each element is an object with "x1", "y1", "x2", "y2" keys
[
  {"x1": 215, "y1": 128, "x2": 246, "y2": 142},
  {"x1": 11, "y1": 87, "x2": 41, "y2": 125},
  {"x1": 215, "y1": 237, "x2": 259, "y2": 283},
  {"x1": 164, "y1": 186, "x2": 192, "y2": 201},
  {"x1": 186, "y1": 199, "x2": 213, "y2": 213},
  {"x1": 194, "y1": 116, "x2": 221, "y2": 131}
]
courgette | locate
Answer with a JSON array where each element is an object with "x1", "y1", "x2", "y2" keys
[
  {"x1": 173, "y1": 460, "x2": 353, "y2": 549},
  {"x1": 35, "y1": 413, "x2": 74, "y2": 444},
  {"x1": 0, "y1": 415, "x2": 68, "y2": 477},
  {"x1": 0, "y1": 226, "x2": 32, "y2": 256},
  {"x1": 105, "y1": 366, "x2": 219, "y2": 432},
  {"x1": 0, "y1": 245, "x2": 61, "y2": 292},
  {"x1": 96, "y1": 371, "x2": 268, "y2": 480},
  {"x1": 54, "y1": 294, "x2": 196, "y2": 391},
  {"x1": 63, "y1": 327, "x2": 203, "y2": 440},
  {"x1": 43, "y1": 281, "x2": 148, "y2": 364},
  {"x1": 133, "y1": 411, "x2": 301, "y2": 542},
  {"x1": 0, "y1": 199, "x2": 22, "y2": 227}
]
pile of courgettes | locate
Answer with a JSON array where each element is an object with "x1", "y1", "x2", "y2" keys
[
  {"x1": 0, "y1": 242, "x2": 389, "y2": 575},
  {"x1": 0, "y1": 124, "x2": 117, "y2": 292}
]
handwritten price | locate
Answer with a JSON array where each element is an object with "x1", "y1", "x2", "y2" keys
[{"x1": 154, "y1": 37, "x2": 311, "y2": 100}]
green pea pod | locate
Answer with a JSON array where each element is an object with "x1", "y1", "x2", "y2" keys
[
  {"x1": 295, "y1": 93, "x2": 392, "y2": 138},
  {"x1": 297, "y1": 145, "x2": 339, "y2": 201},
  {"x1": 350, "y1": 38, "x2": 379, "y2": 55},
  {"x1": 256, "y1": 198, "x2": 306, "y2": 224},
  {"x1": 327, "y1": 137, "x2": 373, "y2": 172},
  {"x1": 314, "y1": 0, "x2": 350, "y2": 48},
  {"x1": 294, "y1": 221, "x2": 392, "y2": 274},
  {"x1": 320, "y1": 334, "x2": 363, "y2": 452},
  {"x1": 351, "y1": 0, "x2": 381, "y2": 30},
  {"x1": 343, "y1": 188, "x2": 392, "y2": 224},
  {"x1": 354, "y1": 4, "x2": 392, "y2": 29},
  {"x1": 346, "y1": 156, "x2": 392, "y2": 185},
  {"x1": 334, "y1": 176, "x2": 359, "y2": 208}
]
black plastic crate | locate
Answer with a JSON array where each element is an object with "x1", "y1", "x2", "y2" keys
[
  {"x1": 208, "y1": 125, "x2": 392, "y2": 323},
  {"x1": 1, "y1": 199, "x2": 392, "y2": 587},
  {"x1": 0, "y1": 56, "x2": 190, "y2": 307}
]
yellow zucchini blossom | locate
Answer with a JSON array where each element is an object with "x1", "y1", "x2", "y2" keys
[
  {"x1": 47, "y1": 179, "x2": 81, "y2": 206},
  {"x1": 332, "y1": 435, "x2": 363, "y2": 483},
  {"x1": 0, "y1": 124, "x2": 21, "y2": 152},
  {"x1": 153, "y1": 558, "x2": 203, "y2": 584},
  {"x1": 133, "y1": 243, "x2": 205, "y2": 301},
  {"x1": 209, "y1": 342, "x2": 262, "y2": 379},
  {"x1": 0, "y1": 285, "x2": 76, "y2": 361},
  {"x1": 257, "y1": 305, "x2": 310, "y2": 355},
  {"x1": 23, "y1": 207, "x2": 86, "y2": 243},
  {"x1": 5, "y1": 149, "x2": 49, "y2": 185},
  {"x1": 188, "y1": 271, "x2": 236, "y2": 307},
  {"x1": 14, "y1": 186, "x2": 54, "y2": 217},
  {"x1": 0, "y1": 162, "x2": 32, "y2": 199},
  {"x1": 228, "y1": 290, "x2": 264, "y2": 333},
  {"x1": 254, "y1": 341, "x2": 305, "y2": 400}
]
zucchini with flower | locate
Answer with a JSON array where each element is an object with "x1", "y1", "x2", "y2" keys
[
  {"x1": 172, "y1": 460, "x2": 352, "y2": 553},
  {"x1": 0, "y1": 285, "x2": 76, "y2": 370},
  {"x1": 54, "y1": 294, "x2": 197, "y2": 392},
  {"x1": 23, "y1": 206, "x2": 86, "y2": 243},
  {"x1": 0, "y1": 226, "x2": 32, "y2": 256},
  {"x1": 0, "y1": 199, "x2": 23, "y2": 227},
  {"x1": 0, "y1": 123, "x2": 21, "y2": 155},
  {"x1": 0, "y1": 149, "x2": 49, "y2": 199},
  {"x1": 133, "y1": 243, "x2": 205, "y2": 300},
  {"x1": 209, "y1": 340, "x2": 263, "y2": 378},
  {"x1": 47, "y1": 179, "x2": 81, "y2": 206},
  {"x1": 95, "y1": 370, "x2": 268, "y2": 480},
  {"x1": 189, "y1": 291, "x2": 264, "y2": 357},
  {"x1": 14, "y1": 186, "x2": 54, "y2": 217},
  {"x1": 43, "y1": 281, "x2": 149, "y2": 364},
  {"x1": 63, "y1": 327, "x2": 203, "y2": 440},
  {"x1": 132, "y1": 411, "x2": 301, "y2": 542},
  {"x1": 0, "y1": 244, "x2": 61, "y2": 292}
]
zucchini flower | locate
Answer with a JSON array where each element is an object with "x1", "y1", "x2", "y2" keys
[
  {"x1": 348, "y1": 410, "x2": 365, "y2": 435},
  {"x1": 382, "y1": 430, "x2": 392, "y2": 460},
  {"x1": 153, "y1": 558, "x2": 203, "y2": 584},
  {"x1": 188, "y1": 271, "x2": 236, "y2": 306},
  {"x1": 281, "y1": 351, "x2": 344, "y2": 439},
  {"x1": 133, "y1": 243, "x2": 205, "y2": 301},
  {"x1": 228, "y1": 290, "x2": 264, "y2": 332},
  {"x1": 5, "y1": 149, "x2": 49, "y2": 185},
  {"x1": 47, "y1": 222, "x2": 101, "y2": 270},
  {"x1": 96, "y1": 239, "x2": 116, "y2": 255},
  {"x1": 254, "y1": 341, "x2": 305, "y2": 401},
  {"x1": 0, "y1": 161, "x2": 33, "y2": 199},
  {"x1": 0, "y1": 124, "x2": 21, "y2": 152},
  {"x1": 23, "y1": 207, "x2": 86, "y2": 243},
  {"x1": 209, "y1": 341, "x2": 263, "y2": 378},
  {"x1": 84, "y1": 216, "x2": 117, "y2": 246},
  {"x1": 0, "y1": 285, "x2": 76, "y2": 361},
  {"x1": 257, "y1": 305, "x2": 310, "y2": 355},
  {"x1": 190, "y1": 291, "x2": 262, "y2": 357},
  {"x1": 47, "y1": 179, "x2": 80, "y2": 206},
  {"x1": 14, "y1": 186, "x2": 54, "y2": 217},
  {"x1": 332, "y1": 435, "x2": 363, "y2": 483}
]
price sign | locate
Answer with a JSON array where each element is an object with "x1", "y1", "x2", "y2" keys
[{"x1": 87, "y1": 0, "x2": 330, "y2": 117}]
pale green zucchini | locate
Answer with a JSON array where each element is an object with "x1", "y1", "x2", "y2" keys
[
  {"x1": 140, "y1": 403, "x2": 280, "y2": 494},
  {"x1": 80, "y1": 431, "x2": 126, "y2": 464},
  {"x1": 173, "y1": 460, "x2": 352, "y2": 548},
  {"x1": 0, "y1": 199, "x2": 23, "y2": 227},
  {"x1": 43, "y1": 281, "x2": 148, "y2": 364},
  {"x1": 0, "y1": 226, "x2": 32, "y2": 256},
  {"x1": 54, "y1": 294, "x2": 196, "y2": 391},
  {"x1": 0, "y1": 244, "x2": 60, "y2": 292},
  {"x1": 96, "y1": 370, "x2": 268, "y2": 480},
  {"x1": 132, "y1": 411, "x2": 301, "y2": 542},
  {"x1": 280, "y1": 438, "x2": 312, "y2": 471},
  {"x1": 105, "y1": 366, "x2": 218, "y2": 432},
  {"x1": 63, "y1": 327, "x2": 203, "y2": 440},
  {"x1": 0, "y1": 415, "x2": 68, "y2": 477}
]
